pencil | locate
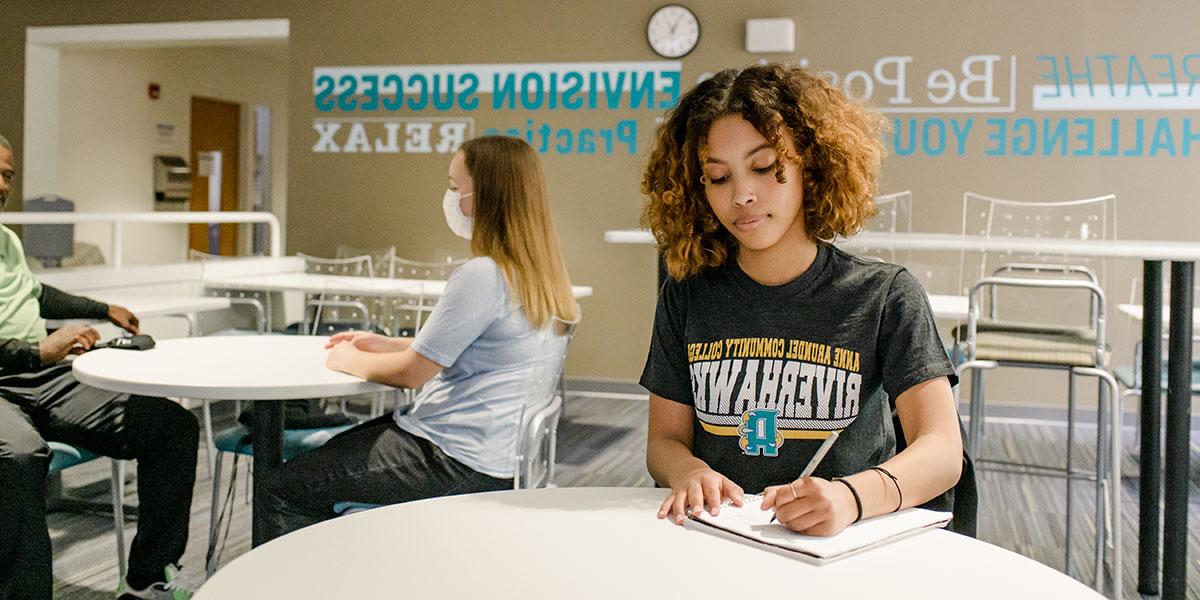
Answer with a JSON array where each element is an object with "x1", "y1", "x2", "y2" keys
[{"x1": 770, "y1": 430, "x2": 840, "y2": 523}]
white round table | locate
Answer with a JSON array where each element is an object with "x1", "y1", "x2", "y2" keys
[
  {"x1": 195, "y1": 487, "x2": 1101, "y2": 599},
  {"x1": 71, "y1": 335, "x2": 390, "y2": 401},
  {"x1": 72, "y1": 335, "x2": 392, "y2": 545}
]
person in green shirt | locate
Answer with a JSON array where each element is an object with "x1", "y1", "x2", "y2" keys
[{"x1": 0, "y1": 134, "x2": 199, "y2": 600}]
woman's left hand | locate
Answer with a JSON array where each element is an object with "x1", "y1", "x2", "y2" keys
[
  {"x1": 760, "y1": 477, "x2": 857, "y2": 536},
  {"x1": 325, "y1": 340, "x2": 357, "y2": 373}
]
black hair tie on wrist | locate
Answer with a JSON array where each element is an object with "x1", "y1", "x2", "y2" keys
[
  {"x1": 869, "y1": 466, "x2": 903, "y2": 512},
  {"x1": 832, "y1": 478, "x2": 862, "y2": 523}
]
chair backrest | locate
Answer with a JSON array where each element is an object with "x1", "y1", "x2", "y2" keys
[
  {"x1": 188, "y1": 249, "x2": 271, "y2": 332},
  {"x1": 856, "y1": 191, "x2": 913, "y2": 265},
  {"x1": 513, "y1": 316, "x2": 578, "y2": 489},
  {"x1": 958, "y1": 192, "x2": 1116, "y2": 327},
  {"x1": 385, "y1": 256, "x2": 469, "y2": 334},
  {"x1": 296, "y1": 254, "x2": 378, "y2": 332},
  {"x1": 298, "y1": 253, "x2": 375, "y2": 277},
  {"x1": 389, "y1": 256, "x2": 468, "y2": 281},
  {"x1": 335, "y1": 245, "x2": 396, "y2": 278}
]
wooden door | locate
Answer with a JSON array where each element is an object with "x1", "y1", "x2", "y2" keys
[{"x1": 189, "y1": 96, "x2": 240, "y2": 255}]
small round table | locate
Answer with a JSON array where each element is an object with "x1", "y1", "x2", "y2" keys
[
  {"x1": 72, "y1": 335, "x2": 392, "y2": 545},
  {"x1": 195, "y1": 487, "x2": 1101, "y2": 599}
]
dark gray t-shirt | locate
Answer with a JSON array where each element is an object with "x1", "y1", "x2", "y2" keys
[{"x1": 640, "y1": 242, "x2": 956, "y2": 493}]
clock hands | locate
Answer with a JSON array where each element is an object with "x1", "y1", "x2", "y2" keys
[{"x1": 667, "y1": 12, "x2": 682, "y2": 34}]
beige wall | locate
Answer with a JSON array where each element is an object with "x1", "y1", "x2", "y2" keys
[
  {"x1": 2, "y1": 1, "x2": 1197, "y2": 408},
  {"x1": 52, "y1": 46, "x2": 288, "y2": 264}
]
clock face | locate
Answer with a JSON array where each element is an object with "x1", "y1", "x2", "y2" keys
[{"x1": 647, "y1": 5, "x2": 700, "y2": 59}]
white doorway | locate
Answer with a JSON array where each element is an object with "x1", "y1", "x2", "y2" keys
[{"x1": 23, "y1": 19, "x2": 289, "y2": 263}]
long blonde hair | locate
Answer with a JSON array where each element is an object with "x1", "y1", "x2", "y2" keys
[{"x1": 463, "y1": 136, "x2": 577, "y2": 328}]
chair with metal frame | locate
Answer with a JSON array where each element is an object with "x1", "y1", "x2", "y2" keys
[
  {"x1": 330, "y1": 314, "x2": 580, "y2": 516},
  {"x1": 952, "y1": 191, "x2": 1121, "y2": 594},
  {"x1": 296, "y1": 253, "x2": 376, "y2": 336},
  {"x1": 384, "y1": 256, "x2": 469, "y2": 337},
  {"x1": 46, "y1": 442, "x2": 129, "y2": 578},
  {"x1": 1113, "y1": 279, "x2": 1200, "y2": 446},
  {"x1": 203, "y1": 418, "x2": 356, "y2": 576},
  {"x1": 513, "y1": 316, "x2": 578, "y2": 490},
  {"x1": 335, "y1": 244, "x2": 396, "y2": 277},
  {"x1": 858, "y1": 190, "x2": 913, "y2": 264},
  {"x1": 188, "y1": 249, "x2": 269, "y2": 334}
]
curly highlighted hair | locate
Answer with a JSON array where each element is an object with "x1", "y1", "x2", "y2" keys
[{"x1": 641, "y1": 63, "x2": 886, "y2": 280}]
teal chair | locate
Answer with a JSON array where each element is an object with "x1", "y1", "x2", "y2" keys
[
  {"x1": 46, "y1": 441, "x2": 128, "y2": 577},
  {"x1": 205, "y1": 422, "x2": 354, "y2": 576},
  {"x1": 1114, "y1": 340, "x2": 1200, "y2": 446}
]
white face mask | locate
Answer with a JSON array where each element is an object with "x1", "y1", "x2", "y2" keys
[{"x1": 442, "y1": 189, "x2": 474, "y2": 239}]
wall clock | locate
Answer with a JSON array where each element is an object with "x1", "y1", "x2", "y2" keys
[{"x1": 647, "y1": 5, "x2": 700, "y2": 59}]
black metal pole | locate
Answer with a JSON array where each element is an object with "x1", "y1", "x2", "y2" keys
[
  {"x1": 1137, "y1": 260, "x2": 1163, "y2": 595},
  {"x1": 250, "y1": 401, "x2": 285, "y2": 547},
  {"x1": 1161, "y1": 261, "x2": 1193, "y2": 599}
]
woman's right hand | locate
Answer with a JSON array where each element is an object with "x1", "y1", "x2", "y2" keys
[
  {"x1": 325, "y1": 331, "x2": 395, "y2": 353},
  {"x1": 658, "y1": 466, "x2": 745, "y2": 525},
  {"x1": 39, "y1": 325, "x2": 100, "y2": 364}
]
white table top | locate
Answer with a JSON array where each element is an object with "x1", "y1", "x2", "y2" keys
[
  {"x1": 604, "y1": 228, "x2": 1200, "y2": 261},
  {"x1": 71, "y1": 335, "x2": 390, "y2": 400},
  {"x1": 206, "y1": 271, "x2": 594, "y2": 299},
  {"x1": 45, "y1": 295, "x2": 232, "y2": 328},
  {"x1": 92, "y1": 293, "x2": 232, "y2": 318},
  {"x1": 928, "y1": 293, "x2": 968, "y2": 320},
  {"x1": 1117, "y1": 303, "x2": 1200, "y2": 326},
  {"x1": 206, "y1": 272, "x2": 447, "y2": 296},
  {"x1": 195, "y1": 487, "x2": 1098, "y2": 600},
  {"x1": 36, "y1": 256, "x2": 304, "y2": 293},
  {"x1": 842, "y1": 232, "x2": 1200, "y2": 261}
]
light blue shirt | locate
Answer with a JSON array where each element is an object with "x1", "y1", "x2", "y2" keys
[{"x1": 395, "y1": 256, "x2": 554, "y2": 479}]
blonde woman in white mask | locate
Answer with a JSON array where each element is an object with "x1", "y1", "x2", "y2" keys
[{"x1": 257, "y1": 136, "x2": 577, "y2": 543}]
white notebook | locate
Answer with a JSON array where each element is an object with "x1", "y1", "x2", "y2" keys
[{"x1": 684, "y1": 495, "x2": 952, "y2": 565}]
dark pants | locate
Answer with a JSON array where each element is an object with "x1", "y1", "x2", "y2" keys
[
  {"x1": 257, "y1": 415, "x2": 511, "y2": 544},
  {"x1": 0, "y1": 364, "x2": 198, "y2": 599}
]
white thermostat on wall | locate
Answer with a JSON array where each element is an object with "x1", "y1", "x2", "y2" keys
[{"x1": 745, "y1": 18, "x2": 795, "y2": 53}]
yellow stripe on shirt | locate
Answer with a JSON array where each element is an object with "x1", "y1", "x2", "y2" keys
[{"x1": 699, "y1": 421, "x2": 836, "y2": 440}]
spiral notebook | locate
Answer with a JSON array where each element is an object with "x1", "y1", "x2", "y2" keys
[{"x1": 684, "y1": 495, "x2": 952, "y2": 565}]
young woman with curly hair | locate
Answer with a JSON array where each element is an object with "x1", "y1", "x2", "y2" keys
[{"x1": 640, "y1": 64, "x2": 968, "y2": 536}]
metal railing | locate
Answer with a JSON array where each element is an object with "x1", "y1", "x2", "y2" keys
[{"x1": 0, "y1": 211, "x2": 282, "y2": 267}]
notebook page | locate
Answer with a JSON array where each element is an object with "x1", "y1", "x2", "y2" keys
[{"x1": 690, "y1": 495, "x2": 951, "y2": 560}]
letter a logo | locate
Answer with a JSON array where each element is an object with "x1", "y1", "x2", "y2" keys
[{"x1": 739, "y1": 409, "x2": 783, "y2": 457}]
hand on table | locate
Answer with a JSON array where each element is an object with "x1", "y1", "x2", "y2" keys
[
  {"x1": 39, "y1": 325, "x2": 100, "y2": 364},
  {"x1": 761, "y1": 477, "x2": 857, "y2": 536},
  {"x1": 324, "y1": 340, "x2": 359, "y2": 374},
  {"x1": 658, "y1": 466, "x2": 744, "y2": 525},
  {"x1": 106, "y1": 304, "x2": 141, "y2": 335},
  {"x1": 325, "y1": 330, "x2": 398, "y2": 353}
]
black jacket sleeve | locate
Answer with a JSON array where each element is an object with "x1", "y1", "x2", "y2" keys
[
  {"x1": 0, "y1": 338, "x2": 42, "y2": 375},
  {"x1": 38, "y1": 284, "x2": 109, "y2": 321}
]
